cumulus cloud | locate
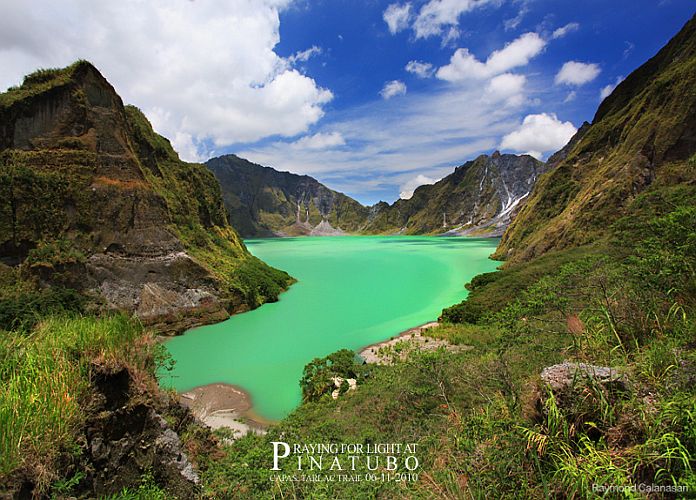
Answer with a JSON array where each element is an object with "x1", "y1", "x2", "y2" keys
[
  {"x1": 237, "y1": 77, "x2": 528, "y2": 203},
  {"x1": 436, "y1": 32, "x2": 546, "y2": 82},
  {"x1": 486, "y1": 73, "x2": 526, "y2": 106},
  {"x1": 555, "y1": 61, "x2": 601, "y2": 86},
  {"x1": 400, "y1": 174, "x2": 437, "y2": 199},
  {"x1": 0, "y1": 0, "x2": 332, "y2": 161},
  {"x1": 383, "y1": 3, "x2": 411, "y2": 34},
  {"x1": 405, "y1": 60, "x2": 435, "y2": 78},
  {"x1": 380, "y1": 80, "x2": 407, "y2": 99},
  {"x1": 500, "y1": 113, "x2": 577, "y2": 159},
  {"x1": 600, "y1": 76, "x2": 625, "y2": 100},
  {"x1": 292, "y1": 132, "x2": 345, "y2": 150},
  {"x1": 552, "y1": 22, "x2": 580, "y2": 39},
  {"x1": 412, "y1": 0, "x2": 495, "y2": 40}
]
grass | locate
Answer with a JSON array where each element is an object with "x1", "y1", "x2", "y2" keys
[{"x1": 0, "y1": 314, "x2": 148, "y2": 489}]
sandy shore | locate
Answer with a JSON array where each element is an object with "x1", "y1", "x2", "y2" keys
[
  {"x1": 359, "y1": 321, "x2": 470, "y2": 364},
  {"x1": 179, "y1": 383, "x2": 270, "y2": 439}
]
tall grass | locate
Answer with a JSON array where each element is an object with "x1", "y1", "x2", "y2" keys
[{"x1": 0, "y1": 315, "x2": 144, "y2": 485}]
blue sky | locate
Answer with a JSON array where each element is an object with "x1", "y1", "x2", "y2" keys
[
  {"x1": 242, "y1": 0, "x2": 694, "y2": 203},
  {"x1": 1, "y1": 1, "x2": 694, "y2": 204}
]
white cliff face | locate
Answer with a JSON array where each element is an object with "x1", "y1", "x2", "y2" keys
[{"x1": 431, "y1": 152, "x2": 547, "y2": 237}]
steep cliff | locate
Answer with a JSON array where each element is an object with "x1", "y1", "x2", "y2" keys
[
  {"x1": 209, "y1": 152, "x2": 545, "y2": 237},
  {"x1": 0, "y1": 61, "x2": 292, "y2": 333},
  {"x1": 494, "y1": 15, "x2": 696, "y2": 263},
  {"x1": 365, "y1": 152, "x2": 546, "y2": 236},
  {"x1": 207, "y1": 154, "x2": 370, "y2": 237}
]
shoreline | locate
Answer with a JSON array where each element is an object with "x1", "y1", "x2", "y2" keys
[
  {"x1": 179, "y1": 382, "x2": 271, "y2": 438},
  {"x1": 358, "y1": 321, "x2": 441, "y2": 364},
  {"x1": 179, "y1": 321, "x2": 452, "y2": 432},
  {"x1": 179, "y1": 321, "x2": 444, "y2": 433}
]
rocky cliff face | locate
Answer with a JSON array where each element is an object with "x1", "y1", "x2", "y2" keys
[
  {"x1": 0, "y1": 61, "x2": 292, "y2": 333},
  {"x1": 365, "y1": 152, "x2": 546, "y2": 236},
  {"x1": 209, "y1": 152, "x2": 545, "y2": 237},
  {"x1": 495, "y1": 15, "x2": 696, "y2": 263},
  {"x1": 207, "y1": 154, "x2": 370, "y2": 237}
]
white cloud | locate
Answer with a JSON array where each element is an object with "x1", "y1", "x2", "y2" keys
[
  {"x1": 441, "y1": 26, "x2": 461, "y2": 47},
  {"x1": 0, "y1": 0, "x2": 332, "y2": 161},
  {"x1": 292, "y1": 132, "x2": 345, "y2": 150},
  {"x1": 412, "y1": 0, "x2": 495, "y2": 40},
  {"x1": 552, "y1": 22, "x2": 580, "y2": 39},
  {"x1": 500, "y1": 113, "x2": 577, "y2": 159},
  {"x1": 380, "y1": 80, "x2": 407, "y2": 99},
  {"x1": 504, "y1": 5, "x2": 530, "y2": 31},
  {"x1": 563, "y1": 90, "x2": 577, "y2": 103},
  {"x1": 400, "y1": 174, "x2": 437, "y2": 199},
  {"x1": 436, "y1": 32, "x2": 546, "y2": 82},
  {"x1": 599, "y1": 76, "x2": 625, "y2": 100},
  {"x1": 555, "y1": 61, "x2": 601, "y2": 86},
  {"x1": 383, "y1": 3, "x2": 411, "y2": 34},
  {"x1": 288, "y1": 45, "x2": 322, "y2": 64},
  {"x1": 237, "y1": 76, "x2": 529, "y2": 202},
  {"x1": 486, "y1": 73, "x2": 526, "y2": 106},
  {"x1": 405, "y1": 60, "x2": 435, "y2": 78}
]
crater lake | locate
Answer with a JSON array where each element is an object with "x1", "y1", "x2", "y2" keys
[{"x1": 162, "y1": 236, "x2": 499, "y2": 420}]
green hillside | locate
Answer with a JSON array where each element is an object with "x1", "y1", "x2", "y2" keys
[{"x1": 494, "y1": 15, "x2": 696, "y2": 263}]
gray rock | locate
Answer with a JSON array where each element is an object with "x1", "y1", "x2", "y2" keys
[{"x1": 541, "y1": 362, "x2": 628, "y2": 392}]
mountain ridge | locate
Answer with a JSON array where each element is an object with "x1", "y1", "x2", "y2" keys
[
  {"x1": 494, "y1": 14, "x2": 696, "y2": 263},
  {"x1": 208, "y1": 151, "x2": 547, "y2": 238},
  {"x1": 0, "y1": 61, "x2": 292, "y2": 333}
]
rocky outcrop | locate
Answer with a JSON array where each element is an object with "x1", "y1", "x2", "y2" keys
[
  {"x1": 206, "y1": 154, "x2": 369, "y2": 237},
  {"x1": 81, "y1": 364, "x2": 203, "y2": 497},
  {"x1": 540, "y1": 362, "x2": 629, "y2": 394},
  {"x1": 330, "y1": 376, "x2": 357, "y2": 400},
  {"x1": 534, "y1": 362, "x2": 631, "y2": 440},
  {"x1": 0, "y1": 61, "x2": 292, "y2": 333}
]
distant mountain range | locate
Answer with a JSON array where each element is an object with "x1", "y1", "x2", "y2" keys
[
  {"x1": 207, "y1": 151, "x2": 547, "y2": 238},
  {"x1": 207, "y1": 155, "x2": 370, "y2": 237}
]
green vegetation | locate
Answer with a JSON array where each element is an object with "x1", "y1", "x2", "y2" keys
[
  {"x1": 300, "y1": 349, "x2": 369, "y2": 402},
  {"x1": 1, "y1": 17, "x2": 694, "y2": 498},
  {"x1": 199, "y1": 196, "x2": 695, "y2": 498},
  {"x1": 496, "y1": 16, "x2": 696, "y2": 263},
  {"x1": 0, "y1": 60, "x2": 91, "y2": 109},
  {"x1": 0, "y1": 314, "x2": 145, "y2": 489},
  {"x1": 124, "y1": 106, "x2": 293, "y2": 308}
]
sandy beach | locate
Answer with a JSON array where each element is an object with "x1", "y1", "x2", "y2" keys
[
  {"x1": 179, "y1": 383, "x2": 270, "y2": 439},
  {"x1": 359, "y1": 321, "x2": 470, "y2": 364}
]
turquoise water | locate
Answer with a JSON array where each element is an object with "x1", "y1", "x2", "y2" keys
[{"x1": 162, "y1": 236, "x2": 499, "y2": 420}]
